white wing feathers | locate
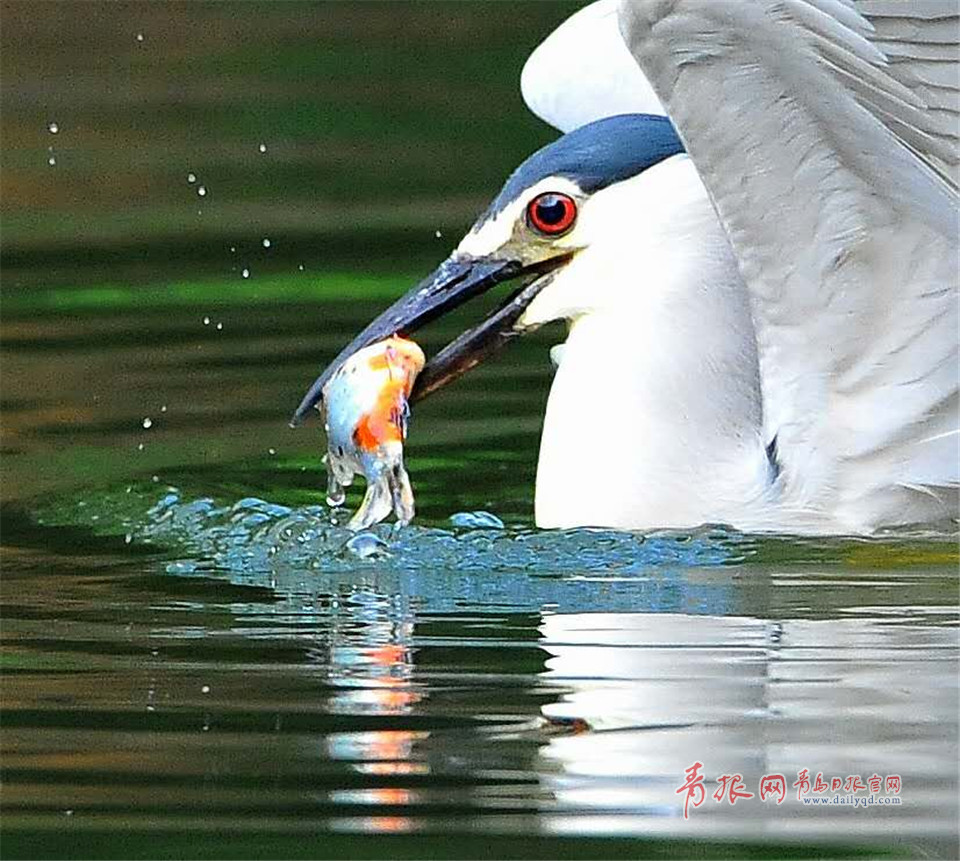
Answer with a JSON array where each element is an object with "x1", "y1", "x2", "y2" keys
[
  {"x1": 521, "y1": 0, "x2": 665, "y2": 133},
  {"x1": 859, "y1": 0, "x2": 960, "y2": 184},
  {"x1": 618, "y1": 0, "x2": 959, "y2": 529}
]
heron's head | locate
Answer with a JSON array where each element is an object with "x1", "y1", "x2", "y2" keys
[{"x1": 292, "y1": 113, "x2": 685, "y2": 423}]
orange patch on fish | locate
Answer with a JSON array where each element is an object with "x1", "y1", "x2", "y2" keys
[{"x1": 349, "y1": 339, "x2": 423, "y2": 452}]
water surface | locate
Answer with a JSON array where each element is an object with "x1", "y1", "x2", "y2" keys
[{"x1": 2, "y1": 292, "x2": 957, "y2": 860}]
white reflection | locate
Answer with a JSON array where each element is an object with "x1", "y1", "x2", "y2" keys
[{"x1": 535, "y1": 610, "x2": 959, "y2": 839}]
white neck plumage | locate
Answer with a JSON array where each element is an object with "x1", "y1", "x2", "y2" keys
[{"x1": 524, "y1": 156, "x2": 775, "y2": 530}]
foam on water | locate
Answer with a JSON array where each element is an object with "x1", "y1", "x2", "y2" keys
[
  {"x1": 143, "y1": 492, "x2": 740, "y2": 572},
  {"x1": 130, "y1": 491, "x2": 748, "y2": 614}
]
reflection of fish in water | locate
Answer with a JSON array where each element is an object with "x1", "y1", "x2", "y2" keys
[{"x1": 321, "y1": 337, "x2": 425, "y2": 530}]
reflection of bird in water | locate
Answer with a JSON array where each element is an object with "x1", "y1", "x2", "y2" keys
[{"x1": 296, "y1": 0, "x2": 958, "y2": 536}]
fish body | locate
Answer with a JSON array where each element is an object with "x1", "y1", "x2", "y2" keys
[{"x1": 321, "y1": 337, "x2": 425, "y2": 530}]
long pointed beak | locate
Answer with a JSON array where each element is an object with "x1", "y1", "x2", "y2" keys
[{"x1": 290, "y1": 252, "x2": 568, "y2": 426}]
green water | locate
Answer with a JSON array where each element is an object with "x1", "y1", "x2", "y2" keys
[
  {"x1": 4, "y1": 277, "x2": 958, "y2": 860},
  {"x1": 3, "y1": 3, "x2": 959, "y2": 859}
]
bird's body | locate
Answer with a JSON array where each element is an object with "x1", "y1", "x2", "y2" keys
[
  {"x1": 526, "y1": 153, "x2": 775, "y2": 530},
  {"x1": 297, "y1": 0, "x2": 959, "y2": 535}
]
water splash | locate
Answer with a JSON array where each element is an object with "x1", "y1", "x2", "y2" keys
[{"x1": 125, "y1": 492, "x2": 750, "y2": 615}]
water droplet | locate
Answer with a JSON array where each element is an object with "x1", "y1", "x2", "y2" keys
[
  {"x1": 215, "y1": 322, "x2": 223, "y2": 331},
  {"x1": 64, "y1": 809, "x2": 74, "y2": 817},
  {"x1": 268, "y1": 448, "x2": 276, "y2": 455},
  {"x1": 136, "y1": 32, "x2": 144, "y2": 42},
  {"x1": 434, "y1": 229, "x2": 442, "y2": 239},
  {"x1": 125, "y1": 533, "x2": 133, "y2": 544},
  {"x1": 241, "y1": 268, "x2": 250, "y2": 278},
  {"x1": 326, "y1": 487, "x2": 345, "y2": 508},
  {"x1": 160, "y1": 405, "x2": 167, "y2": 412},
  {"x1": 201, "y1": 685, "x2": 211, "y2": 694},
  {"x1": 142, "y1": 417, "x2": 153, "y2": 429},
  {"x1": 47, "y1": 156, "x2": 56, "y2": 166},
  {"x1": 196, "y1": 185, "x2": 206, "y2": 197},
  {"x1": 146, "y1": 704, "x2": 155, "y2": 712},
  {"x1": 202, "y1": 316, "x2": 210, "y2": 325},
  {"x1": 261, "y1": 238, "x2": 271, "y2": 248},
  {"x1": 298, "y1": 264, "x2": 304, "y2": 271},
  {"x1": 137, "y1": 443, "x2": 145, "y2": 451},
  {"x1": 187, "y1": 172, "x2": 196, "y2": 183},
  {"x1": 152, "y1": 475, "x2": 160, "y2": 483},
  {"x1": 258, "y1": 143, "x2": 267, "y2": 153},
  {"x1": 229, "y1": 245, "x2": 236, "y2": 253},
  {"x1": 48, "y1": 121, "x2": 59, "y2": 134}
]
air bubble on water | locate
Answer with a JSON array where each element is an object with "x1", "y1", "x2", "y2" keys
[
  {"x1": 197, "y1": 185, "x2": 206, "y2": 197},
  {"x1": 137, "y1": 443, "x2": 145, "y2": 451},
  {"x1": 187, "y1": 172, "x2": 196, "y2": 184},
  {"x1": 47, "y1": 156, "x2": 56, "y2": 166},
  {"x1": 146, "y1": 705, "x2": 155, "y2": 712},
  {"x1": 136, "y1": 32, "x2": 144, "y2": 42},
  {"x1": 450, "y1": 510, "x2": 505, "y2": 529},
  {"x1": 142, "y1": 417, "x2": 153, "y2": 429},
  {"x1": 64, "y1": 809, "x2": 74, "y2": 817},
  {"x1": 201, "y1": 685, "x2": 211, "y2": 694},
  {"x1": 241, "y1": 268, "x2": 250, "y2": 278},
  {"x1": 258, "y1": 143, "x2": 267, "y2": 153},
  {"x1": 203, "y1": 316, "x2": 210, "y2": 325},
  {"x1": 434, "y1": 229, "x2": 442, "y2": 239},
  {"x1": 344, "y1": 532, "x2": 390, "y2": 561},
  {"x1": 298, "y1": 264, "x2": 304, "y2": 271},
  {"x1": 216, "y1": 322, "x2": 223, "y2": 331},
  {"x1": 230, "y1": 246, "x2": 236, "y2": 253},
  {"x1": 152, "y1": 475, "x2": 160, "y2": 482},
  {"x1": 160, "y1": 405, "x2": 167, "y2": 412},
  {"x1": 262, "y1": 238, "x2": 271, "y2": 248},
  {"x1": 48, "y1": 122, "x2": 59, "y2": 134},
  {"x1": 268, "y1": 448, "x2": 276, "y2": 455}
]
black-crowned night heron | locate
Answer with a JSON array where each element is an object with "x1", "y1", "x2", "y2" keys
[{"x1": 294, "y1": 0, "x2": 959, "y2": 535}]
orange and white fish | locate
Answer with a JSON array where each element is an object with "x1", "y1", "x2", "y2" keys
[{"x1": 321, "y1": 336, "x2": 425, "y2": 530}]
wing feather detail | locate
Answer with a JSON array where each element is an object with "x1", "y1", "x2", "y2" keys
[{"x1": 619, "y1": 0, "x2": 959, "y2": 530}]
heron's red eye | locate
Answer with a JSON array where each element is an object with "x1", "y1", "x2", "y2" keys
[{"x1": 527, "y1": 192, "x2": 577, "y2": 236}]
